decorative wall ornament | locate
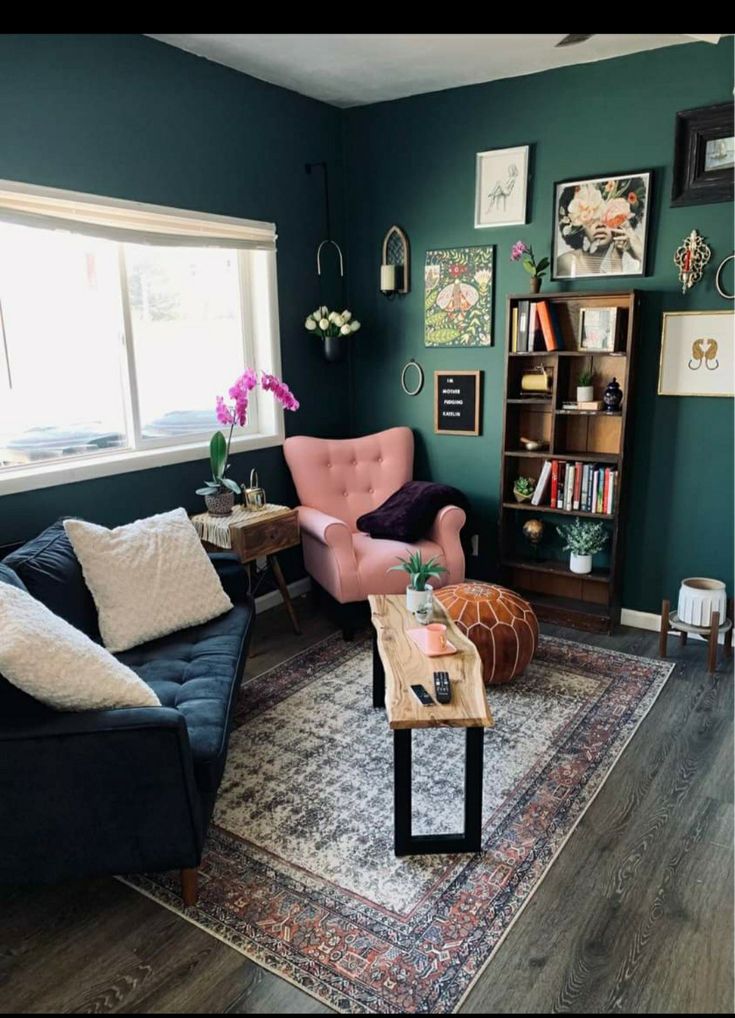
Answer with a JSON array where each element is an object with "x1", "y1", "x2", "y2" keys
[
  {"x1": 474, "y1": 145, "x2": 529, "y2": 228},
  {"x1": 380, "y1": 225, "x2": 410, "y2": 297},
  {"x1": 425, "y1": 247, "x2": 494, "y2": 347},
  {"x1": 715, "y1": 253, "x2": 735, "y2": 300},
  {"x1": 400, "y1": 359, "x2": 424, "y2": 396},
  {"x1": 658, "y1": 311, "x2": 734, "y2": 397},
  {"x1": 674, "y1": 229, "x2": 711, "y2": 293}
]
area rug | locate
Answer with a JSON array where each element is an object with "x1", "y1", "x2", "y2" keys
[{"x1": 125, "y1": 633, "x2": 674, "y2": 1014}]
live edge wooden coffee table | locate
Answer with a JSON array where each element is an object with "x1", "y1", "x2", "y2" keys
[{"x1": 369, "y1": 594, "x2": 493, "y2": 857}]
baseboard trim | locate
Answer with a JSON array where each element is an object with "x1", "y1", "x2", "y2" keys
[
  {"x1": 620, "y1": 608, "x2": 660, "y2": 632},
  {"x1": 254, "y1": 577, "x2": 311, "y2": 614}
]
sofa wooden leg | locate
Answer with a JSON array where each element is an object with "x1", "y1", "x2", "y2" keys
[{"x1": 180, "y1": 867, "x2": 198, "y2": 906}]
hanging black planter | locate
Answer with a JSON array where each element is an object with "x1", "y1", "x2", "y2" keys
[{"x1": 323, "y1": 335, "x2": 346, "y2": 363}]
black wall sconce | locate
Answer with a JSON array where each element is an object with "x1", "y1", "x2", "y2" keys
[{"x1": 380, "y1": 225, "x2": 410, "y2": 299}]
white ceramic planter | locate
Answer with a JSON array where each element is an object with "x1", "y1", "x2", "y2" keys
[
  {"x1": 576, "y1": 385, "x2": 594, "y2": 402},
  {"x1": 406, "y1": 584, "x2": 433, "y2": 613},
  {"x1": 570, "y1": 553, "x2": 592, "y2": 574},
  {"x1": 677, "y1": 577, "x2": 727, "y2": 627}
]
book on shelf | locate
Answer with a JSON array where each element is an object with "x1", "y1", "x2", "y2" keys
[
  {"x1": 517, "y1": 300, "x2": 530, "y2": 352},
  {"x1": 531, "y1": 460, "x2": 552, "y2": 505},
  {"x1": 511, "y1": 307, "x2": 519, "y2": 352},
  {"x1": 528, "y1": 303, "x2": 545, "y2": 351},
  {"x1": 562, "y1": 400, "x2": 603, "y2": 411},
  {"x1": 535, "y1": 300, "x2": 564, "y2": 351},
  {"x1": 521, "y1": 460, "x2": 618, "y2": 514}
]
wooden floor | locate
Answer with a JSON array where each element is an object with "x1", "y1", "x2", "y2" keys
[{"x1": 0, "y1": 598, "x2": 732, "y2": 1014}]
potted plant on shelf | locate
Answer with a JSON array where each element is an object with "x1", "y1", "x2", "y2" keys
[
  {"x1": 556, "y1": 519, "x2": 609, "y2": 575},
  {"x1": 513, "y1": 476, "x2": 536, "y2": 503},
  {"x1": 510, "y1": 241, "x2": 549, "y2": 294},
  {"x1": 576, "y1": 367, "x2": 595, "y2": 403},
  {"x1": 197, "y1": 369, "x2": 299, "y2": 516},
  {"x1": 305, "y1": 306, "x2": 361, "y2": 362},
  {"x1": 388, "y1": 550, "x2": 447, "y2": 613}
]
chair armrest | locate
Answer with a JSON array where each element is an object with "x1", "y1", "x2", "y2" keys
[
  {"x1": 298, "y1": 507, "x2": 356, "y2": 559},
  {"x1": 428, "y1": 505, "x2": 467, "y2": 585},
  {"x1": 0, "y1": 707, "x2": 203, "y2": 884},
  {"x1": 209, "y1": 551, "x2": 250, "y2": 603}
]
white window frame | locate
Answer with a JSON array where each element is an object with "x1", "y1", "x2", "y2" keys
[{"x1": 0, "y1": 181, "x2": 283, "y2": 497}]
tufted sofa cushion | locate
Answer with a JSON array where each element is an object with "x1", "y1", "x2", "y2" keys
[
  {"x1": 117, "y1": 603, "x2": 251, "y2": 817},
  {"x1": 284, "y1": 427, "x2": 413, "y2": 531}
]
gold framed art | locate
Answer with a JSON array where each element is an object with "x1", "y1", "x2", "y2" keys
[
  {"x1": 434, "y1": 370, "x2": 482, "y2": 435},
  {"x1": 658, "y1": 310, "x2": 734, "y2": 397}
]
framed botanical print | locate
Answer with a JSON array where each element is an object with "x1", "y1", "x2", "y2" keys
[
  {"x1": 474, "y1": 145, "x2": 529, "y2": 228},
  {"x1": 671, "y1": 102, "x2": 735, "y2": 206},
  {"x1": 552, "y1": 171, "x2": 652, "y2": 280},
  {"x1": 658, "y1": 311, "x2": 734, "y2": 397},
  {"x1": 425, "y1": 247, "x2": 493, "y2": 347}
]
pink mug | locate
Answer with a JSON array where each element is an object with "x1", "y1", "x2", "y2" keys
[{"x1": 426, "y1": 623, "x2": 448, "y2": 655}]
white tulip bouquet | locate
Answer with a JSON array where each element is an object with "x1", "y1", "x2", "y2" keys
[{"x1": 305, "y1": 306, "x2": 361, "y2": 339}]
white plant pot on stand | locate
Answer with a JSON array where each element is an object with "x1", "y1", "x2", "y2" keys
[
  {"x1": 406, "y1": 584, "x2": 433, "y2": 613},
  {"x1": 677, "y1": 577, "x2": 727, "y2": 626},
  {"x1": 570, "y1": 553, "x2": 592, "y2": 575}
]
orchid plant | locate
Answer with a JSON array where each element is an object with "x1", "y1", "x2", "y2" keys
[
  {"x1": 510, "y1": 241, "x2": 549, "y2": 282},
  {"x1": 305, "y1": 306, "x2": 361, "y2": 340},
  {"x1": 196, "y1": 370, "x2": 299, "y2": 498}
]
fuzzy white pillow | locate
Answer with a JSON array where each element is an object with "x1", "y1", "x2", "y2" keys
[
  {"x1": 0, "y1": 583, "x2": 160, "y2": 711},
  {"x1": 64, "y1": 508, "x2": 232, "y2": 653}
]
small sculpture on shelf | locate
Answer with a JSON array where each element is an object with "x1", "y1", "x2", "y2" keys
[{"x1": 522, "y1": 518, "x2": 545, "y2": 559}]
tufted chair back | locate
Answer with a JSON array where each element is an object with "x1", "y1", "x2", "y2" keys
[{"x1": 283, "y1": 428, "x2": 413, "y2": 531}]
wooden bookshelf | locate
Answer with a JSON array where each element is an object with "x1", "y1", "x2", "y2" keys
[{"x1": 499, "y1": 290, "x2": 640, "y2": 634}]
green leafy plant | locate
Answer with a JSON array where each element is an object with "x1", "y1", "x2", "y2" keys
[
  {"x1": 577, "y1": 368, "x2": 595, "y2": 387},
  {"x1": 513, "y1": 476, "x2": 536, "y2": 497},
  {"x1": 388, "y1": 550, "x2": 447, "y2": 591},
  {"x1": 196, "y1": 431, "x2": 242, "y2": 498},
  {"x1": 556, "y1": 519, "x2": 609, "y2": 556}
]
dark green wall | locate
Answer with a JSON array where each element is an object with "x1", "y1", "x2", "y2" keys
[
  {"x1": 0, "y1": 33, "x2": 347, "y2": 581},
  {"x1": 343, "y1": 39, "x2": 734, "y2": 612}
]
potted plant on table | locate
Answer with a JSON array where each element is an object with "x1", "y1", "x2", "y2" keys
[
  {"x1": 556, "y1": 518, "x2": 609, "y2": 575},
  {"x1": 510, "y1": 241, "x2": 549, "y2": 294},
  {"x1": 197, "y1": 369, "x2": 299, "y2": 516},
  {"x1": 389, "y1": 550, "x2": 447, "y2": 613}
]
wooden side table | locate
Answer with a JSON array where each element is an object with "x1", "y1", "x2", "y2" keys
[
  {"x1": 369, "y1": 594, "x2": 493, "y2": 856},
  {"x1": 194, "y1": 506, "x2": 302, "y2": 635}
]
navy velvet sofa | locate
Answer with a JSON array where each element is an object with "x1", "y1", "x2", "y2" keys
[{"x1": 0, "y1": 521, "x2": 255, "y2": 905}]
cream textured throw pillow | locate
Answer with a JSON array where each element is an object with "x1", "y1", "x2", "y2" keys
[
  {"x1": 64, "y1": 508, "x2": 233, "y2": 653},
  {"x1": 0, "y1": 583, "x2": 160, "y2": 710}
]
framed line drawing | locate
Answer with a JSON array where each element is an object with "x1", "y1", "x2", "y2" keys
[{"x1": 474, "y1": 145, "x2": 529, "y2": 228}]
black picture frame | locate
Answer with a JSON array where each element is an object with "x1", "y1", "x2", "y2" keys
[
  {"x1": 671, "y1": 102, "x2": 734, "y2": 207},
  {"x1": 551, "y1": 170, "x2": 652, "y2": 281}
]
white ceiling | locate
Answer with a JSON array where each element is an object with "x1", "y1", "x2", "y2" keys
[{"x1": 148, "y1": 34, "x2": 722, "y2": 108}]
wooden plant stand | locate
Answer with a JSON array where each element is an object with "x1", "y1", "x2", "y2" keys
[{"x1": 659, "y1": 597, "x2": 733, "y2": 674}]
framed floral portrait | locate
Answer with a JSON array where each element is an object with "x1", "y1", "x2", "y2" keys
[
  {"x1": 424, "y1": 247, "x2": 494, "y2": 347},
  {"x1": 552, "y1": 171, "x2": 652, "y2": 280}
]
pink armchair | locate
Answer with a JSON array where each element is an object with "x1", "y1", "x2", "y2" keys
[{"x1": 283, "y1": 428, "x2": 466, "y2": 615}]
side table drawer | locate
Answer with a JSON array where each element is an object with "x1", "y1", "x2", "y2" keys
[{"x1": 233, "y1": 511, "x2": 300, "y2": 561}]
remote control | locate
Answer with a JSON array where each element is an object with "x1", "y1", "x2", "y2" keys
[
  {"x1": 433, "y1": 670, "x2": 451, "y2": 704},
  {"x1": 410, "y1": 683, "x2": 435, "y2": 706}
]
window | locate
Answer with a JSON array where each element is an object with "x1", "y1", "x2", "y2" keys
[{"x1": 0, "y1": 180, "x2": 281, "y2": 493}]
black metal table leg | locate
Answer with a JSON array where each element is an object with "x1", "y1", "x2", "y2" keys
[
  {"x1": 392, "y1": 725, "x2": 484, "y2": 856},
  {"x1": 394, "y1": 728, "x2": 412, "y2": 855},
  {"x1": 372, "y1": 629, "x2": 385, "y2": 709}
]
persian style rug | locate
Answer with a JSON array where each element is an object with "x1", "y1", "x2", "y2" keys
[{"x1": 125, "y1": 633, "x2": 673, "y2": 1014}]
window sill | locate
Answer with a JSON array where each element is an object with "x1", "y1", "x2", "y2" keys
[{"x1": 0, "y1": 430, "x2": 285, "y2": 497}]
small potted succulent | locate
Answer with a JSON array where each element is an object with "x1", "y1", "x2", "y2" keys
[
  {"x1": 556, "y1": 518, "x2": 609, "y2": 574},
  {"x1": 197, "y1": 369, "x2": 299, "y2": 516},
  {"x1": 576, "y1": 367, "x2": 595, "y2": 403},
  {"x1": 513, "y1": 476, "x2": 536, "y2": 503},
  {"x1": 389, "y1": 550, "x2": 447, "y2": 613}
]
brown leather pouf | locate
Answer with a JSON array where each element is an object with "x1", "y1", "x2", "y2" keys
[{"x1": 435, "y1": 582, "x2": 538, "y2": 685}]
